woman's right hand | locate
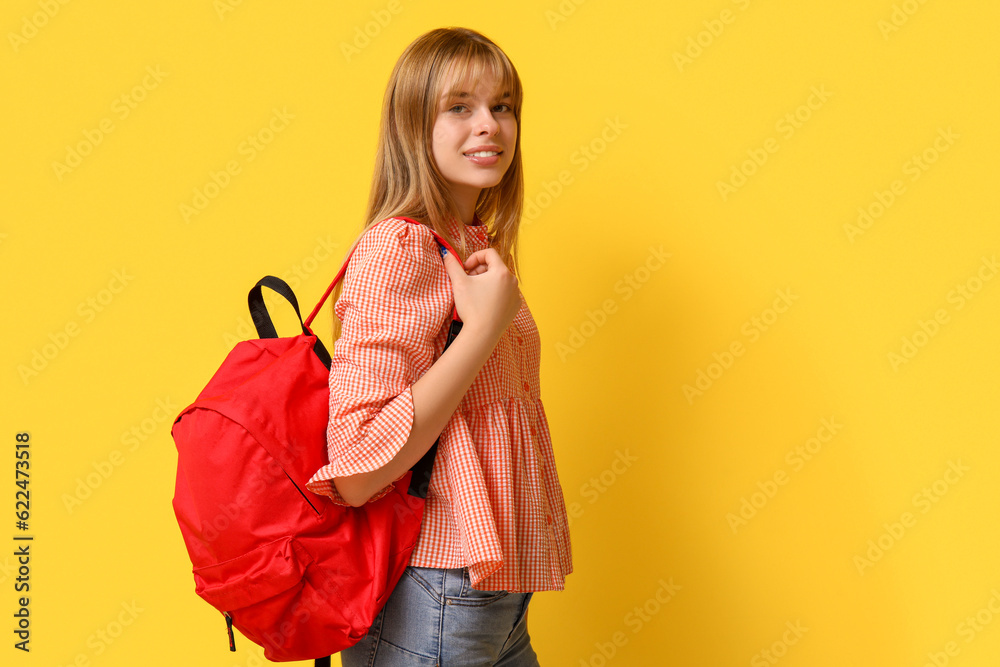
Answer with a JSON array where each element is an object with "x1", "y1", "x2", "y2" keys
[{"x1": 441, "y1": 247, "x2": 521, "y2": 340}]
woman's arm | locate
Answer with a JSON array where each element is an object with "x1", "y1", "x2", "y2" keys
[
  {"x1": 333, "y1": 320, "x2": 498, "y2": 506},
  {"x1": 334, "y1": 247, "x2": 521, "y2": 507}
]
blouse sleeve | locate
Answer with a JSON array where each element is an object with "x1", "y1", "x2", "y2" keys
[{"x1": 305, "y1": 218, "x2": 452, "y2": 505}]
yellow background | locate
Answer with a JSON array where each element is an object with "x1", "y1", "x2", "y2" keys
[{"x1": 4, "y1": 0, "x2": 999, "y2": 665}]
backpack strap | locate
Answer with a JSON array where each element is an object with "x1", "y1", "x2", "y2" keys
[
  {"x1": 405, "y1": 317, "x2": 462, "y2": 499},
  {"x1": 304, "y1": 217, "x2": 463, "y2": 328}
]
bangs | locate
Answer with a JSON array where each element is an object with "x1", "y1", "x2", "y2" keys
[{"x1": 438, "y1": 45, "x2": 522, "y2": 110}]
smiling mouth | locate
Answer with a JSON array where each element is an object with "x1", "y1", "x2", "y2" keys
[{"x1": 463, "y1": 150, "x2": 502, "y2": 157}]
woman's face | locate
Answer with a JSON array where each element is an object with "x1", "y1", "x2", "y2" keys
[{"x1": 431, "y1": 69, "x2": 517, "y2": 206}]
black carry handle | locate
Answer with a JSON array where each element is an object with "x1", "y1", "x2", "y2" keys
[{"x1": 248, "y1": 276, "x2": 332, "y2": 370}]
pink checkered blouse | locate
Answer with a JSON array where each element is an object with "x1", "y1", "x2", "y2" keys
[{"x1": 305, "y1": 216, "x2": 573, "y2": 592}]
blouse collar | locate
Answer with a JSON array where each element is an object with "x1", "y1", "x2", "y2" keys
[{"x1": 446, "y1": 215, "x2": 490, "y2": 242}]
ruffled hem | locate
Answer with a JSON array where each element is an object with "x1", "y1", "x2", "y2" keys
[
  {"x1": 407, "y1": 397, "x2": 573, "y2": 592},
  {"x1": 305, "y1": 385, "x2": 416, "y2": 506}
]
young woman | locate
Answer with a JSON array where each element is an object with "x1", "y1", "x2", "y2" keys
[{"x1": 306, "y1": 27, "x2": 572, "y2": 665}]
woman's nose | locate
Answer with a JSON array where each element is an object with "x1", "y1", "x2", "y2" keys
[{"x1": 474, "y1": 109, "x2": 499, "y2": 135}]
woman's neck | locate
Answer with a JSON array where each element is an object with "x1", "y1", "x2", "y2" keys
[{"x1": 452, "y1": 190, "x2": 480, "y2": 225}]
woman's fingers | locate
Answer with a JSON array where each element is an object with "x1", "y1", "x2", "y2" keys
[
  {"x1": 440, "y1": 246, "x2": 520, "y2": 337},
  {"x1": 443, "y1": 247, "x2": 500, "y2": 277}
]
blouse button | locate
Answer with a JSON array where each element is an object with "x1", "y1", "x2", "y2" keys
[
  {"x1": 546, "y1": 514, "x2": 553, "y2": 525},
  {"x1": 522, "y1": 382, "x2": 530, "y2": 392},
  {"x1": 517, "y1": 337, "x2": 523, "y2": 344}
]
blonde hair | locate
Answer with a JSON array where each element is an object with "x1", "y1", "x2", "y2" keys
[{"x1": 330, "y1": 27, "x2": 525, "y2": 341}]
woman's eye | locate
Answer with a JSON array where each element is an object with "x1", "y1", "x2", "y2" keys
[{"x1": 447, "y1": 103, "x2": 511, "y2": 113}]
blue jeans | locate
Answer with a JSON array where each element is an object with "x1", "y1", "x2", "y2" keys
[{"x1": 340, "y1": 566, "x2": 539, "y2": 666}]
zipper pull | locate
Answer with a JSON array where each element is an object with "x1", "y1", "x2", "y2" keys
[{"x1": 225, "y1": 612, "x2": 236, "y2": 652}]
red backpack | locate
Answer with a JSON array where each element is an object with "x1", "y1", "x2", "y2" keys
[{"x1": 171, "y1": 219, "x2": 461, "y2": 663}]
